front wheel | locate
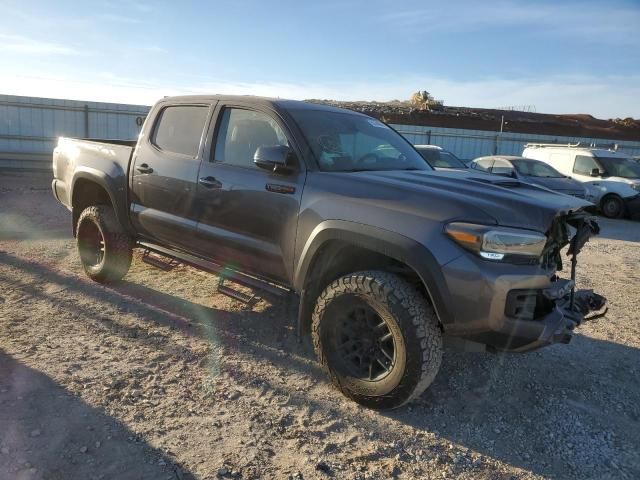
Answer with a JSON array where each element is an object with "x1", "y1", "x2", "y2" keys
[
  {"x1": 76, "y1": 205, "x2": 132, "y2": 283},
  {"x1": 312, "y1": 271, "x2": 443, "y2": 409}
]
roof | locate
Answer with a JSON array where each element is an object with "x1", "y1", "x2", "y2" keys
[
  {"x1": 590, "y1": 149, "x2": 630, "y2": 158},
  {"x1": 158, "y1": 94, "x2": 366, "y2": 115},
  {"x1": 523, "y1": 145, "x2": 631, "y2": 158}
]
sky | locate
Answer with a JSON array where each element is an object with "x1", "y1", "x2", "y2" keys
[{"x1": 1, "y1": 0, "x2": 639, "y2": 118}]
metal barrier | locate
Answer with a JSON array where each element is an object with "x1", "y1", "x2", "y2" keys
[
  {"x1": 0, "y1": 95, "x2": 149, "y2": 171},
  {"x1": 1, "y1": 95, "x2": 639, "y2": 170},
  {"x1": 393, "y1": 126, "x2": 640, "y2": 160}
]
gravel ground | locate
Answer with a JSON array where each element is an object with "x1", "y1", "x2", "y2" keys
[{"x1": 0, "y1": 171, "x2": 639, "y2": 480}]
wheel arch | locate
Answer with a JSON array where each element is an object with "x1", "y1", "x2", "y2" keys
[
  {"x1": 71, "y1": 169, "x2": 127, "y2": 236},
  {"x1": 294, "y1": 221, "x2": 455, "y2": 336}
]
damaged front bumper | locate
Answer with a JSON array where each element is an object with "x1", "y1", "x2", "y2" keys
[
  {"x1": 496, "y1": 279, "x2": 607, "y2": 352},
  {"x1": 494, "y1": 212, "x2": 607, "y2": 352},
  {"x1": 441, "y1": 210, "x2": 607, "y2": 352}
]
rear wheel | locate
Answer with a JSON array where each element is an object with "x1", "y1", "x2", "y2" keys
[
  {"x1": 77, "y1": 205, "x2": 132, "y2": 283},
  {"x1": 312, "y1": 271, "x2": 443, "y2": 409},
  {"x1": 601, "y1": 195, "x2": 624, "y2": 219}
]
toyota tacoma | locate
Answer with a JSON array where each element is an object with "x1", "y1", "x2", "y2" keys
[{"x1": 51, "y1": 95, "x2": 606, "y2": 409}]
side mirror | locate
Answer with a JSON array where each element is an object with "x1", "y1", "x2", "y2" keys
[
  {"x1": 254, "y1": 145, "x2": 293, "y2": 173},
  {"x1": 590, "y1": 168, "x2": 601, "y2": 177}
]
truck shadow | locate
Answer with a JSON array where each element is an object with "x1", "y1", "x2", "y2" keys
[
  {"x1": 1, "y1": 250, "x2": 638, "y2": 479},
  {"x1": 0, "y1": 350, "x2": 195, "y2": 480}
]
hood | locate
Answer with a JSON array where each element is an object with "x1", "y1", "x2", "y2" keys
[
  {"x1": 351, "y1": 169, "x2": 592, "y2": 233},
  {"x1": 520, "y1": 175, "x2": 584, "y2": 194}
]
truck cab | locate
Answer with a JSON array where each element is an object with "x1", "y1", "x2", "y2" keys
[{"x1": 522, "y1": 143, "x2": 640, "y2": 219}]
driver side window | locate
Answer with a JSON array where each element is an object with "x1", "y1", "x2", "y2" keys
[
  {"x1": 214, "y1": 108, "x2": 289, "y2": 168},
  {"x1": 573, "y1": 155, "x2": 599, "y2": 176}
]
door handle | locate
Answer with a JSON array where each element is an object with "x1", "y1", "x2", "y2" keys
[
  {"x1": 266, "y1": 183, "x2": 296, "y2": 194},
  {"x1": 136, "y1": 163, "x2": 153, "y2": 174},
  {"x1": 199, "y1": 176, "x2": 222, "y2": 189}
]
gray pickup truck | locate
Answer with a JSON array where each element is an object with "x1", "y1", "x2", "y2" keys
[{"x1": 52, "y1": 95, "x2": 606, "y2": 409}]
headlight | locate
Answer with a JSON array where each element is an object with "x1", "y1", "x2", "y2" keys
[
  {"x1": 445, "y1": 222, "x2": 547, "y2": 262},
  {"x1": 631, "y1": 183, "x2": 640, "y2": 192}
]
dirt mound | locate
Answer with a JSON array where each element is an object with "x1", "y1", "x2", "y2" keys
[{"x1": 307, "y1": 100, "x2": 640, "y2": 141}]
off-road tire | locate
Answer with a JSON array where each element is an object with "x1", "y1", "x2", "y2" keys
[
  {"x1": 76, "y1": 205, "x2": 132, "y2": 283},
  {"x1": 601, "y1": 194, "x2": 624, "y2": 219},
  {"x1": 312, "y1": 270, "x2": 443, "y2": 409}
]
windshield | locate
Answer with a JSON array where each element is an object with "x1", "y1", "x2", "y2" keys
[
  {"x1": 597, "y1": 156, "x2": 640, "y2": 179},
  {"x1": 512, "y1": 159, "x2": 564, "y2": 178},
  {"x1": 288, "y1": 109, "x2": 431, "y2": 172},
  {"x1": 417, "y1": 148, "x2": 467, "y2": 169}
]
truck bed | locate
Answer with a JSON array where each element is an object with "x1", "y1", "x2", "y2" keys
[{"x1": 52, "y1": 137, "x2": 135, "y2": 214}]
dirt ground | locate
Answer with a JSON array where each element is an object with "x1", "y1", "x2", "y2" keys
[{"x1": 1, "y1": 171, "x2": 639, "y2": 480}]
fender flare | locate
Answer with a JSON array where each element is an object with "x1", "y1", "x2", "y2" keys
[
  {"x1": 293, "y1": 220, "x2": 455, "y2": 326},
  {"x1": 71, "y1": 168, "x2": 129, "y2": 233}
]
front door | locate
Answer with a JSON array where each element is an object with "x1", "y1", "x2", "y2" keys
[
  {"x1": 130, "y1": 103, "x2": 213, "y2": 250},
  {"x1": 571, "y1": 154, "x2": 603, "y2": 202},
  {"x1": 193, "y1": 106, "x2": 306, "y2": 283}
]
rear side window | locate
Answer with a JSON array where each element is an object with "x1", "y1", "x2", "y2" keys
[
  {"x1": 573, "y1": 155, "x2": 599, "y2": 175},
  {"x1": 151, "y1": 105, "x2": 209, "y2": 157}
]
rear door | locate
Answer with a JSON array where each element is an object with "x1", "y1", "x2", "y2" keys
[
  {"x1": 130, "y1": 102, "x2": 214, "y2": 250},
  {"x1": 192, "y1": 104, "x2": 306, "y2": 283}
]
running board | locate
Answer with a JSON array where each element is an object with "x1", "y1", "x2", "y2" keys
[{"x1": 136, "y1": 241, "x2": 289, "y2": 298}]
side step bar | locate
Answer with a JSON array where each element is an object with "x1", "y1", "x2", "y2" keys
[
  {"x1": 137, "y1": 241, "x2": 290, "y2": 299},
  {"x1": 217, "y1": 277, "x2": 256, "y2": 305},
  {"x1": 141, "y1": 249, "x2": 180, "y2": 271}
]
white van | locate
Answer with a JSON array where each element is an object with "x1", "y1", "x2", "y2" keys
[{"x1": 522, "y1": 143, "x2": 640, "y2": 219}]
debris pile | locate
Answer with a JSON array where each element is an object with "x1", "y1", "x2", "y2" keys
[{"x1": 306, "y1": 97, "x2": 640, "y2": 141}]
